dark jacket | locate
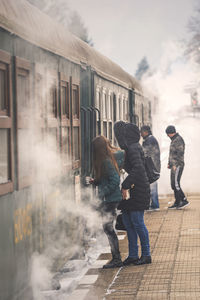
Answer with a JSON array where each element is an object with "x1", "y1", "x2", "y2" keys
[
  {"x1": 142, "y1": 134, "x2": 161, "y2": 172},
  {"x1": 168, "y1": 133, "x2": 185, "y2": 168},
  {"x1": 114, "y1": 122, "x2": 150, "y2": 211},
  {"x1": 97, "y1": 150, "x2": 124, "y2": 203}
]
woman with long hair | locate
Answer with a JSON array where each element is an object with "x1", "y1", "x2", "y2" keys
[{"x1": 91, "y1": 135, "x2": 124, "y2": 269}]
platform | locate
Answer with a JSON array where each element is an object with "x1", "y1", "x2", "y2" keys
[{"x1": 70, "y1": 194, "x2": 200, "y2": 299}]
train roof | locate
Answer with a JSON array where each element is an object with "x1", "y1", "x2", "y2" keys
[{"x1": 0, "y1": 0, "x2": 142, "y2": 91}]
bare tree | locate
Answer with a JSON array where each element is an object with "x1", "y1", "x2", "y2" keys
[
  {"x1": 186, "y1": 5, "x2": 200, "y2": 63},
  {"x1": 27, "y1": 0, "x2": 93, "y2": 46}
]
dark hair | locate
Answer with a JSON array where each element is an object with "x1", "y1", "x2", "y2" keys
[
  {"x1": 141, "y1": 125, "x2": 152, "y2": 134},
  {"x1": 165, "y1": 125, "x2": 176, "y2": 134},
  {"x1": 92, "y1": 135, "x2": 119, "y2": 180}
]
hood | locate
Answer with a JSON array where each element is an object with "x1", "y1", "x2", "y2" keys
[
  {"x1": 114, "y1": 121, "x2": 140, "y2": 149},
  {"x1": 125, "y1": 123, "x2": 140, "y2": 144},
  {"x1": 114, "y1": 121, "x2": 127, "y2": 149}
]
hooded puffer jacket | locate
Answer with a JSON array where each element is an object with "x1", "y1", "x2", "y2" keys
[{"x1": 114, "y1": 122, "x2": 150, "y2": 211}]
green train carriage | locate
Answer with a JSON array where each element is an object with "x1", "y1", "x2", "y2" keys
[{"x1": 0, "y1": 0, "x2": 152, "y2": 299}]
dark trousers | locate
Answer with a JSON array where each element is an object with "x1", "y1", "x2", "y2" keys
[
  {"x1": 170, "y1": 166, "x2": 186, "y2": 205},
  {"x1": 101, "y1": 202, "x2": 121, "y2": 259}
]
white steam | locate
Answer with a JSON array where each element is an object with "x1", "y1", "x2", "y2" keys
[
  {"x1": 143, "y1": 40, "x2": 200, "y2": 194},
  {"x1": 16, "y1": 68, "x2": 105, "y2": 298}
]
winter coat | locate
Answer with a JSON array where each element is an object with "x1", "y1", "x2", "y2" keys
[
  {"x1": 114, "y1": 122, "x2": 150, "y2": 211},
  {"x1": 142, "y1": 134, "x2": 161, "y2": 172},
  {"x1": 168, "y1": 133, "x2": 185, "y2": 168},
  {"x1": 97, "y1": 150, "x2": 124, "y2": 203}
]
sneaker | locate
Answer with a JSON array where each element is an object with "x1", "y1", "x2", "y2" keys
[
  {"x1": 177, "y1": 199, "x2": 189, "y2": 209},
  {"x1": 123, "y1": 257, "x2": 139, "y2": 266},
  {"x1": 168, "y1": 203, "x2": 178, "y2": 209},
  {"x1": 134, "y1": 256, "x2": 152, "y2": 265},
  {"x1": 103, "y1": 258, "x2": 123, "y2": 269}
]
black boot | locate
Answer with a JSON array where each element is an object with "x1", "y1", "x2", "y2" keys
[
  {"x1": 134, "y1": 256, "x2": 152, "y2": 265},
  {"x1": 123, "y1": 257, "x2": 139, "y2": 266},
  {"x1": 103, "y1": 258, "x2": 123, "y2": 269}
]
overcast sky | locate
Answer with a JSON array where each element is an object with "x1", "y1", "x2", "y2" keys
[{"x1": 67, "y1": 0, "x2": 196, "y2": 76}]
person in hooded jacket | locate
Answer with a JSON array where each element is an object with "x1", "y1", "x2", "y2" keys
[
  {"x1": 114, "y1": 121, "x2": 151, "y2": 266},
  {"x1": 91, "y1": 135, "x2": 125, "y2": 269}
]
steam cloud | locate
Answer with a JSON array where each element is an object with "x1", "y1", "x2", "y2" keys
[{"x1": 142, "y1": 39, "x2": 200, "y2": 195}]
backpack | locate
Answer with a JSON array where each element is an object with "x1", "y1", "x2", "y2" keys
[{"x1": 144, "y1": 156, "x2": 160, "y2": 184}]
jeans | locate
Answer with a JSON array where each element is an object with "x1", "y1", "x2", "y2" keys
[
  {"x1": 122, "y1": 210, "x2": 150, "y2": 258},
  {"x1": 150, "y1": 181, "x2": 159, "y2": 209},
  {"x1": 101, "y1": 202, "x2": 121, "y2": 259},
  {"x1": 170, "y1": 166, "x2": 186, "y2": 205}
]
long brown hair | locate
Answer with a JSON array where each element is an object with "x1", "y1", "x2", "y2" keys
[{"x1": 92, "y1": 135, "x2": 119, "y2": 180}]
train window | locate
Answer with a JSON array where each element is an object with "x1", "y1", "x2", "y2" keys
[
  {"x1": 46, "y1": 72, "x2": 58, "y2": 119},
  {"x1": 61, "y1": 85, "x2": 69, "y2": 118},
  {"x1": 17, "y1": 69, "x2": 30, "y2": 115},
  {"x1": 60, "y1": 74, "x2": 71, "y2": 170},
  {"x1": 102, "y1": 92, "x2": 107, "y2": 119},
  {"x1": 72, "y1": 85, "x2": 79, "y2": 119},
  {"x1": 73, "y1": 127, "x2": 80, "y2": 161},
  {"x1": 108, "y1": 93, "x2": 113, "y2": 120},
  {"x1": 0, "y1": 63, "x2": 9, "y2": 115},
  {"x1": 0, "y1": 129, "x2": 10, "y2": 184},
  {"x1": 109, "y1": 122, "x2": 112, "y2": 141},
  {"x1": 60, "y1": 74, "x2": 70, "y2": 120},
  {"x1": 72, "y1": 83, "x2": 80, "y2": 168},
  {"x1": 35, "y1": 67, "x2": 46, "y2": 121},
  {"x1": 0, "y1": 50, "x2": 13, "y2": 196},
  {"x1": 15, "y1": 57, "x2": 33, "y2": 189},
  {"x1": 95, "y1": 89, "x2": 100, "y2": 111},
  {"x1": 120, "y1": 96, "x2": 124, "y2": 120},
  {"x1": 124, "y1": 98, "x2": 128, "y2": 121},
  {"x1": 103, "y1": 121, "x2": 107, "y2": 137},
  {"x1": 116, "y1": 96, "x2": 119, "y2": 120}
]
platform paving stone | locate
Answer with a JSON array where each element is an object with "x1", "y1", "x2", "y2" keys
[{"x1": 73, "y1": 194, "x2": 200, "y2": 299}]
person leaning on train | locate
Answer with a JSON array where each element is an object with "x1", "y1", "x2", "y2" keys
[{"x1": 90, "y1": 135, "x2": 125, "y2": 269}]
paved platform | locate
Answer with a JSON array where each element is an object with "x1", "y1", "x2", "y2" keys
[{"x1": 70, "y1": 194, "x2": 200, "y2": 300}]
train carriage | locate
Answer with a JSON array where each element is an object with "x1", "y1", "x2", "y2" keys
[{"x1": 0, "y1": 0, "x2": 152, "y2": 299}]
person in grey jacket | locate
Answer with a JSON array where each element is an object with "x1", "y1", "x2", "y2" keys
[
  {"x1": 141, "y1": 125, "x2": 161, "y2": 211},
  {"x1": 165, "y1": 125, "x2": 189, "y2": 209}
]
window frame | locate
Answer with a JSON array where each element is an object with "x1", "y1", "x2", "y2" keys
[{"x1": 0, "y1": 50, "x2": 14, "y2": 196}]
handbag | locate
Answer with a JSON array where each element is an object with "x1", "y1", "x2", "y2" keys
[
  {"x1": 144, "y1": 156, "x2": 160, "y2": 184},
  {"x1": 115, "y1": 213, "x2": 126, "y2": 231}
]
